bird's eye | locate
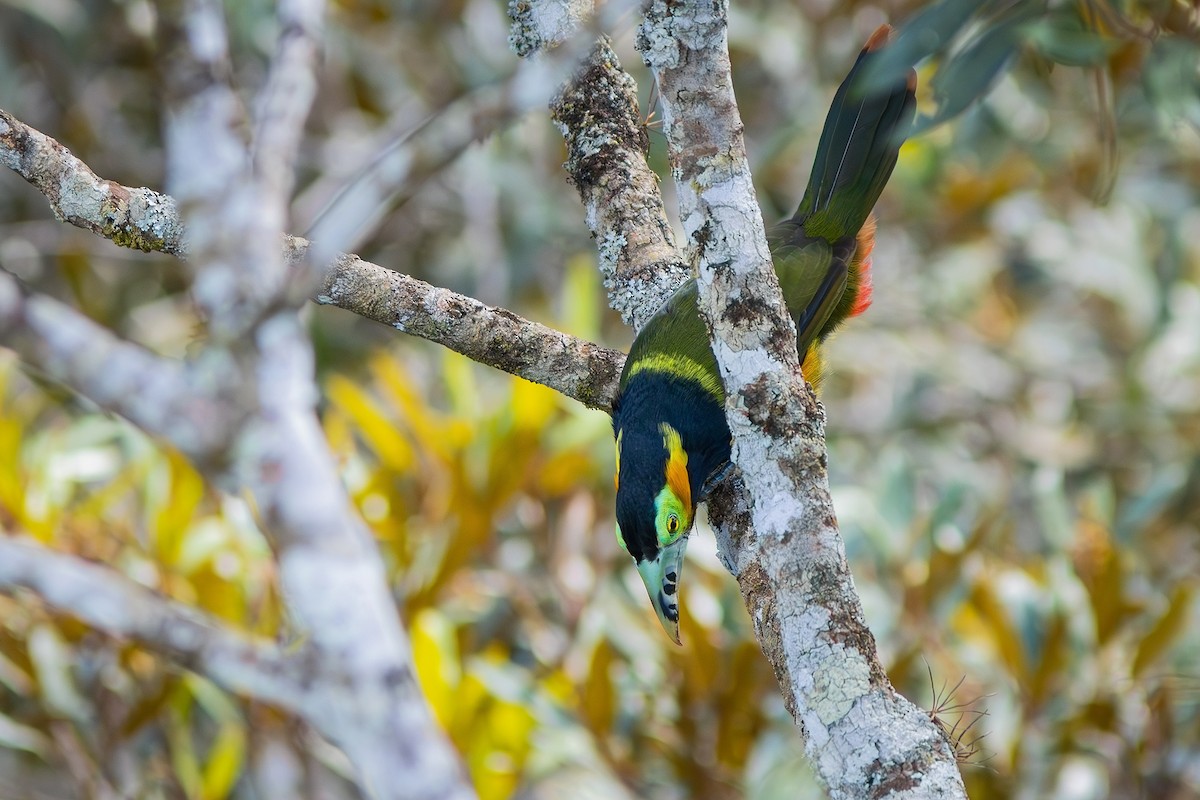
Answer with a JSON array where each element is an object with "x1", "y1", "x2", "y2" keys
[{"x1": 653, "y1": 487, "x2": 688, "y2": 546}]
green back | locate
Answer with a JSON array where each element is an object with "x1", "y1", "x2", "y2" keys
[
  {"x1": 620, "y1": 228, "x2": 841, "y2": 399},
  {"x1": 618, "y1": 34, "x2": 916, "y2": 398}
]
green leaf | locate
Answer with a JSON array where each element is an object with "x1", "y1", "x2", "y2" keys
[
  {"x1": 1116, "y1": 464, "x2": 1186, "y2": 541},
  {"x1": 28, "y1": 624, "x2": 89, "y2": 722},
  {"x1": 184, "y1": 673, "x2": 242, "y2": 725},
  {"x1": 1144, "y1": 38, "x2": 1200, "y2": 128},
  {"x1": 914, "y1": 10, "x2": 1032, "y2": 135},
  {"x1": 0, "y1": 711, "x2": 51, "y2": 756},
  {"x1": 860, "y1": 0, "x2": 983, "y2": 92},
  {"x1": 168, "y1": 689, "x2": 203, "y2": 800},
  {"x1": 1024, "y1": 9, "x2": 1119, "y2": 67}
]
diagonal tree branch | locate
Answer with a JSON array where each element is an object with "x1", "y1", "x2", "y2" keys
[
  {"x1": 0, "y1": 271, "x2": 241, "y2": 462},
  {"x1": 0, "y1": 106, "x2": 624, "y2": 410},
  {"x1": 637, "y1": 1, "x2": 967, "y2": 797},
  {"x1": 0, "y1": 109, "x2": 186, "y2": 255},
  {"x1": 0, "y1": 537, "x2": 305, "y2": 711},
  {"x1": 302, "y1": 240, "x2": 623, "y2": 408}
]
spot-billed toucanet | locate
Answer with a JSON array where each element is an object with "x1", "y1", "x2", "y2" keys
[{"x1": 611, "y1": 25, "x2": 917, "y2": 643}]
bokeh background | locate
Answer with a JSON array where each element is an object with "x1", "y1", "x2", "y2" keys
[{"x1": 1, "y1": 0, "x2": 1199, "y2": 798}]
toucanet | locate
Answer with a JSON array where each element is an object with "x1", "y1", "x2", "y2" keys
[{"x1": 611, "y1": 25, "x2": 917, "y2": 644}]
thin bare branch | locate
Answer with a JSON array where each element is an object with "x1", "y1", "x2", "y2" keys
[
  {"x1": 305, "y1": 51, "x2": 571, "y2": 266},
  {"x1": 0, "y1": 109, "x2": 185, "y2": 255},
  {"x1": 253, "y1": 0, "x2": 325, "y2": 204},
  {"x1": 50, "y1": 723, "x2": 121, "y2": 800},
  {"x1": 301, "y1": 239, "x2": 623, "y2": 409},
  {"x1": 308, "y1": 0, "x2": 642, "y2": 266}
]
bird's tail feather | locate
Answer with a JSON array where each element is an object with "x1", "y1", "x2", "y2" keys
[{"x1": 794, "y1": 25, "x2": 917, "y2": 242}]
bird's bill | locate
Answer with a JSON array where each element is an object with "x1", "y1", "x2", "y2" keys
[{"x1": 636, "y1": 537, "x2": 688, "y2": 645}]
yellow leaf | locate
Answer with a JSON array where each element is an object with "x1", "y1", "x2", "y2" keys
[
  {"x1": 201, "y1": 721, "x2": 246, "y2": 800},
  {"x1": 322, "y1": 403, "x2": 356, "y2": 458},
  {"x1": 560, "y1": 253, "x2": 601, "y2": 340},
  {"x1": 542, "y1": 669, "x2": 575, "y2": 706},
  {"x1": 509, "y1": 379, "x2": 556, "y2": 433},
  {"x1": 1072, "y1": 518, "x2": 1126, "y2": 644},
  {"x1": 326, "y1": 374, "x2": 415, "y2": 472},
  {"x1": 189, "y1": 566, "x2": 246, "y2": 623},
  {"x1": 1133, "y1": 586, "x2": 1193, "y2": 677},
  {"x1": 475, "y1": 699, "x2": 535, "y2": 800},
  {"x1": 442, "y1": 350, "x2": 480, "y2": 418},
  {"x1": 373, "y1": 357, "x2": 461, "y2": 459},
  {"x1": 716, "y1": 642, "x2": 767, "y2": 769},
  {"x1": 0, "y1": 415, "x2": 30, "y2": 533},
  {"x1": 580, "y1": 639, "x2": 616, "y2": 735},
  {"x1": 453, "y1": 671, "x2": 490, "y2": 734},
  {"x1": 411, "y1": 609, "x2": 461, "y2": 730},
  {"x1": 536, "y1": 451, "x2": 592, "y2": 497},
  {"x1": 677, "y1": 595, "x2": 720, "y2": 700},
  {"x1": 153, "y1": 450, "x2": 206, "y2": 566},
  {"x1": 951, "y1": 579, "x2": 1026, "y2": 682},
  {"x1": 486, "y1": 700, "x2": 535, "y2": 755}
]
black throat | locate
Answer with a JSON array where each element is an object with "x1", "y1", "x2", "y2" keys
[{"x1": 612, "y1": 370, "x2": 731, "y2": 560}]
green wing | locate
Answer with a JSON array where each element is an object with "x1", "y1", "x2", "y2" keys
[
  {"x1": 619, "y1": 25, "x2": 916, "y2": 398},
  {"x1": 769, "y1": 221, "x2": 849, "y2": 356},
  {"x1": 620, "y1": 233, "x2": 847, "y2": 401}
]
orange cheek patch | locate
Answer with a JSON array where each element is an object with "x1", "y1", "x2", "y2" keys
[
  {"x1": 614, "y1": 430, "x2": 623, "y2": 492},
  {"x1": 660, "y1": 424, "x2": 692, "y2": 525}
]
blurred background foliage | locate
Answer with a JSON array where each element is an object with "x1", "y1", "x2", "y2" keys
[{"x1": 1, "y1": 0, "x2": 1200, "y2": 798}]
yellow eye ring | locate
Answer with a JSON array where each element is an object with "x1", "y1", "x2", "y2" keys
[{"x1": 667, "y1": 514, "x2": 679, "y2": 534}]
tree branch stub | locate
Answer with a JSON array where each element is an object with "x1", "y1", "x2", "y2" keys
[{"x1": 550, "y1": 38, "x2": 690, "y2": 330}]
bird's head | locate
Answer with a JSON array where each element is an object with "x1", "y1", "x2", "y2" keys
[{"x1": 613, "y1": 419, "x2": 699, "y2": 645}]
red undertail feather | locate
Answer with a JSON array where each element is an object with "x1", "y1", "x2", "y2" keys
[
  {"x1": 850, "y1": 266, "x2": 873, "y2": 317},
  {"x1": 850, "y1": 214, "x2": 876, "y2": 318},
  {"x1": 864, "y1": 24, "x2": 894, "y2": 53}
]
